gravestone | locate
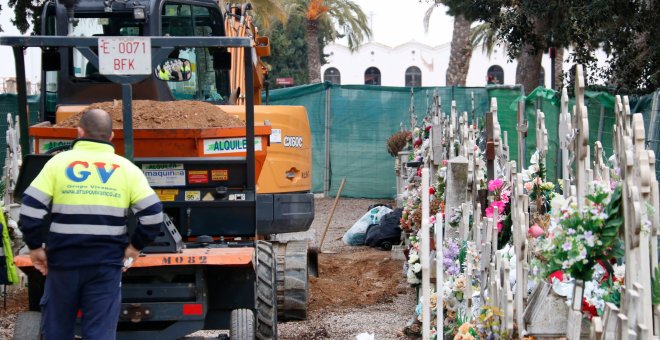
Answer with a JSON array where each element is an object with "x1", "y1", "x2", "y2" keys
[
  {"x1": 524, "y1": 281, "x2": 569, "y2": 338},
  {"x1": 445, "y1": 156, "x2": 469, "y2": 238}
]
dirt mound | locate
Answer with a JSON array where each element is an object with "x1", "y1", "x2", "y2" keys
[
  {"x1": 309, "y1": 249, "x2": 406, "y2": 313},
  {"x1": 57, "y1": 100, "x2": 245, "y2": 129}
]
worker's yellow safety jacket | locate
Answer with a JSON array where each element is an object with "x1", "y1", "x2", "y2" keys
[{"x1": 19, "y1": 139, "x2": 163, "y2": 269}]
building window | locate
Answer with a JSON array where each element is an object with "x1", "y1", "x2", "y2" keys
[
  {"x1": 486, "y1": 65, "x2": 504, "y2": 85},
  {"x1": 324, "y1": 67, "x2": 341, "y2": 85},
  {"x1": 405, "y1": 66, "x2": 422, "y2": 87},
  {"x1": 364, "y1": 67, "x2": 381, "y2": 85},
  {"x1": 539, "y1": 67, "x2": 545, "y2": 87}
]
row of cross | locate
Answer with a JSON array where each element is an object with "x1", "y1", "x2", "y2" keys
[{"x1": 397, "y1": 63, "x2": 660, "y2": 339}]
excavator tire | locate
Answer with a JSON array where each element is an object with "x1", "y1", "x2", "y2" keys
[
  {"x1": 255, "y1": 241, "x2": 277, "y2": 340},
  {"x1": 274, "y1": 241, "x2": 309, "y2": 321},
  {"x1": 230, "y1": 309, "x2": 255, "y2": 340}
]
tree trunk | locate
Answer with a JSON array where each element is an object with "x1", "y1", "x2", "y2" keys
[
  {"x1": 446, "y1": 15, "x2": 473, "y2": 86},
  {"x1": 306, "y1": 19, "x2": 322, "y2": 83},
  {"x1": 516, "y1": 46, "x2": 544, "y2": 95},
  {"x1": 553, "y1": 47, "x2": 564, "y2": 90}
]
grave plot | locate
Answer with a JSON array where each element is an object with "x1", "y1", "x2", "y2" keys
[{"x1": 395, "y1": 65, "x2": 660, "y2": 339}]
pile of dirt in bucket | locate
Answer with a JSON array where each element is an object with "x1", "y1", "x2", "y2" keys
[{"x1": 56, "y1": 100, "x2": 245, "y2": 129}]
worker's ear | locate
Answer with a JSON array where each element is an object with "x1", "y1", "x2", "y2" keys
[
  {"x1": 77, "y1": 126, "x2": 85, "y2": 138},
  {"x1": 110, "y1": 131, "x2": 114, "y2": 141}
]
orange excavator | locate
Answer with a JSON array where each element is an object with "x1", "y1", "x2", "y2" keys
[{"x1": 2, "y1": 1, "x2": 314, "y2": 339}]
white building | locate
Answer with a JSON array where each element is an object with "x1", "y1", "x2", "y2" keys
[{"x1": 322, "y1": 40, "x2": 564, "y2": 88}]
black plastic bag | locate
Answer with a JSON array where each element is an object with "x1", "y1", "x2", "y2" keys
[{"x1": 365, "y1": 208, "x2": 403, "y2": 250}]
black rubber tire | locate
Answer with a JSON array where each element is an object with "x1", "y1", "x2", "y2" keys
[
  {"x1": 255, "y1": 241, "x2": 277, "y2": 340},
  {"x1": 274, "y1": 241, "x2": 309, "y2": 321},
  {"x1": 230, "y1": 308, "x2": 255, "y2": 340},
  {"x1": 13, "y1": 311, "x2": 41, "y2": 340},
  {"x1": 380, "y1": 241, "x2": 393, "y2": 251}
]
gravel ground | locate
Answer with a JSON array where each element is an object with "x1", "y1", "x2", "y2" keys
[
  {"x1": 2, "y1": 197, "x2": 418, "y2": 339},
  {"x1": 276, "y1": 197, "x2": 417, "y2": 339}
]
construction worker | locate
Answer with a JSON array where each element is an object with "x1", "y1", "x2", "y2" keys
[
  {"x1": 19, "y1": 109, "x2": 163, "y2": 339},
  {"x1": 1, "y1": 211, "x2": 19, "y2": 287},
  {"x1": 180, "y1": 60, "x2": 191, "y2": 80}
]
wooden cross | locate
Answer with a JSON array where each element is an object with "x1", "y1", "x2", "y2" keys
[
  {"x1": 486, "y1": 101, "x2": 496, "y2": 180},
  {"x1": 593, "y1": 141, "x2": 610, "y2": 183},
  {"x1": 517, "y1": 99, "x2": 528, "y2": 172},
  {"x1": 536, "y1": 110, "x2": 548, "y2": 161},
  {"x1": 558, "y1": 88, "x2": 572, "y2": 196},
  {"x1": 409, "y1": 87, "x2": 417, "y2": 131},
  {"x1": 511, "y1": 171, "x2": 529, "y2": 339},
  {"x1": 572, "y1": 65, "x2": 591, "y2": 209}
]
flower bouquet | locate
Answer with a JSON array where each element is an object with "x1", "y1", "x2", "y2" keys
[{"x1": 538, "y1": 181, "x2": 624, "y2": 282}]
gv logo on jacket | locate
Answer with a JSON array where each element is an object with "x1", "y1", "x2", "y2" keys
[{"x1": 66, "y1": 161, "x2": 120, "y2": 183}]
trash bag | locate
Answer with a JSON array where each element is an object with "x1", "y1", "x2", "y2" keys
[
  {"x1": 342, "y1": 206, "x2": 393, "y2": 246},
  {"x1": 365, "y1": 208, "x2": 403, "y2": 250},
  {"x1": 367, "y1": 203, "x2": 393, "y2": 211}
]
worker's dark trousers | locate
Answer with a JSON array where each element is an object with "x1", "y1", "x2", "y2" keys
[{"x1": 40, "y1": 265, "x2": 122, "y2": 340}]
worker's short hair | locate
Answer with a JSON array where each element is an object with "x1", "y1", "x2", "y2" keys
[{"x1": 79, "y1": 109, "x2": 113, "y2": 141}]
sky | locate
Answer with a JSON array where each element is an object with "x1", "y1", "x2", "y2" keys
[{"x1": 0, "y1": 0, "x2": 455, "y2": 79}]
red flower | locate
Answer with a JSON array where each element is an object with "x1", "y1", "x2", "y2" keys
[
  {"x1": 414, "y1": 138, "x2": 422, "y2": 147},
  {"x1": 425, "y1": 125, "x2": 432, "y2": 132},
  {"x1": 417, "y1": 167, "x2": 422, "y2": 177},
  {"x1": 429, "y1": 187, "x2": 435, "y2": 195},
  {"x1": 548, "y1": 270, "x2": 564, "y2": 283},
  {"x1": 581, "y1": 298, "x2": 598, "y2": 319}
]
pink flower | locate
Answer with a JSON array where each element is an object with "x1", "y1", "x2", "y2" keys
[
  {"x1": 442, "y1": 159, "x2": 448, "y2": 166},
  {"x1": 491, "y1": 200, "x2": 505, "y2": 214},
  {"x1": 497, "y1": 222, "x2": 503, "y2": 233},
  {"x1": 485, "y1": 206, "x2": 494, "y2": 218},
  {"x1": 488, "y1": 179, "x2": 503, "y2": 192},
  {"x1": 500, "y1": 189, "x2": 511, "y2": 204},
  {"x1": 524, "y1": 182, "x2": 534, "y2": 192},
  {"x1": 528, "y1": 224, "x2": 544, "y2": 238}
]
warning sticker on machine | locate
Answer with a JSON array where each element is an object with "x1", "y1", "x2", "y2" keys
[
  {"x1": 270, "y1": 129, "x2": 282, "y2": 144},
  {"x1": 203, "y1": 137, "x2": 263, "y2": 155},
  {"x1": 188, "y1": 170, "x2": 208, "y2": 184},
  {"x1": 185, "y1": 191, "x2": 201, "y2": 201},
  {"x1": 38, "y1": 139, "x2": 73, "y2": 154},
  {"x1": 156, "y1": 189, "x2": 179, "y2": 202},
  {"x1": 211, "y1": 169, "x2": 229, "y2": 181},
  {"x1": 142, "y1": 164, "x2": 186, "y2": 187}
]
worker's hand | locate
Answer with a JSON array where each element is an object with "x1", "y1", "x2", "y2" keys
[
  {"x1": 123, "y1": 244, "x2": 140, "y2": 272},
  {"x1": 29, "y1": 248, "x2": 48, "y2": 276}
]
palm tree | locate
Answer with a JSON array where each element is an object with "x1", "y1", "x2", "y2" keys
[
  {"x1": 424, "y1": 5, "x2": 472, "y2": 86},
  {"x1": 294, "y1": 0, "x2": 371, "y2": 83},
  {"x1": 470, "y1": 22, "x2": 499, "y2": 57},
  {"x1": 219, "y1": 0, "x2": 289, "y2": 30}
]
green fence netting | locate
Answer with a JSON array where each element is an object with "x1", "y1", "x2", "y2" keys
[
  {"x1": 630, "y1": 89, "x2": 660, "y2": 179},
  {"x1": 0, "y1": 94, "x2": 40, "y2": 168},
  {"x1": 266, "y1": 83, "x2": 519, "y2": 198},
  {"x1": 511, "y1": 87, "x2": 619, "y2": 183},
  {"x1": 0, "y1": 86, "x2": 655, "y2": 199}
]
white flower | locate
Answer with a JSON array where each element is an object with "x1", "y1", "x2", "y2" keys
[
  {"x1": 407, "y1": 270, "x2": 420, "y2": 284},
  {"x1": 613, "y1": 264, "x2": 625, "y2": 280},
  {"x1": 550, "y1": 195, "x2": 567, "y2": 214},
  {"x1": 412, "y1": 263, "x2": 422, "y2": 273},
  {"x1": 583, "y1": 231, "x2": 595, "y2": 247},
  {"x1": 408, "y1": 253, "x2": 419, "y2": 264}
]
